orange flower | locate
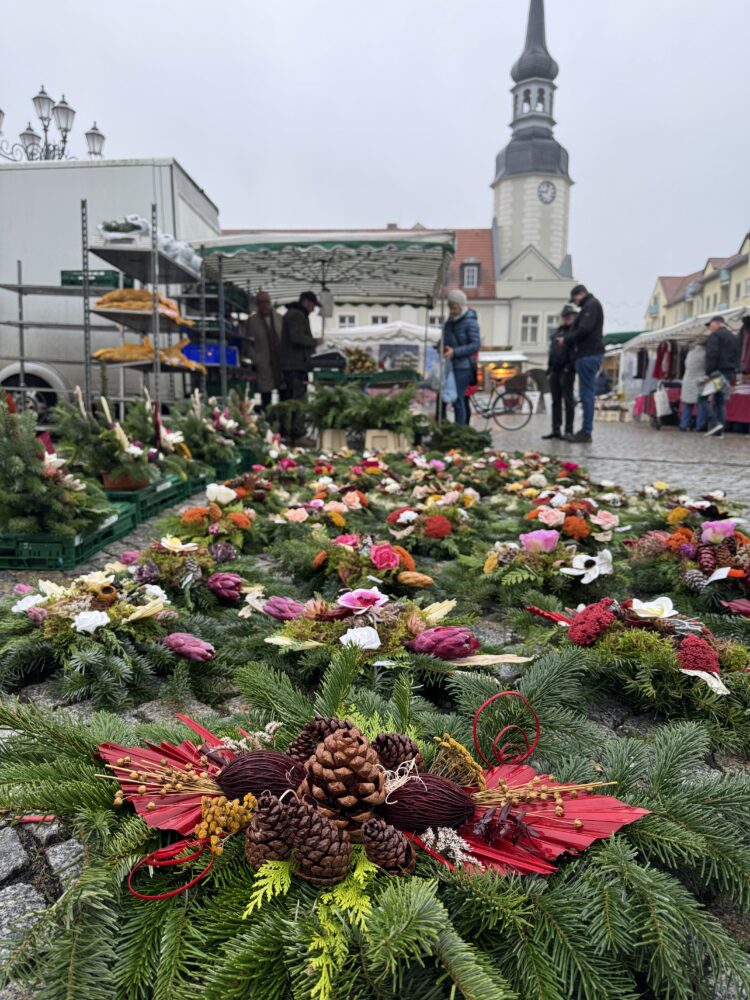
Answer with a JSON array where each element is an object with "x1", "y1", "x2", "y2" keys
[
  {"x1": 392, "y1": 545, "x2": 416, "y2": 572},
  {"x1": 664, "y1": 527, "x2": 693, "y2": 553},
  {"x1": 313, "y1": 490, "x2": 328, "y2": 501},
  {"x1": 312, "y1": 550, "x2": 328, "y2": 570},
  {"x1": 234, "y1": 487, "x2": 249, "y2": 499},
  {"x1": 181, "y1": 506, "x2": 210, "y2": 524},
  {"x1": 328, "y1": 512, "x2": 346, "y2": 528},
  {"x1": 562, "y1": 515, "x2": 590, "y2": 540},
  {"x1": 228, "y1": 512, "x2": 252, "y2": 530},
  {"x1": 524, "y1": 508, "x2": 541, "y2": 520}
]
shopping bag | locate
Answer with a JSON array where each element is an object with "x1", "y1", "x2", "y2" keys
[
  {"x1": 701, "y1": 374, "x2": 726, "y2": 397},
  {"x1": 653, "y1": 386, "x2": 672, "y2": 418},
  {"x1": 426, "y1": 360, "x2": 442, "y2": 391},
  {"x1": 441, "y1": 366, "x2": 458, "y2": 404}
]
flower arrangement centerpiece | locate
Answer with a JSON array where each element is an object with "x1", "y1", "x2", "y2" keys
[
  {"x1": 527, "y1": 597, "x2": 750, "y2": 742},
  {"x1": 168, "y1": 483, "x2": 257, "y2": 552},
  {"x1": 270, "y1": 487, "x2": 373, "y2": 537},
  {"x1": 385, "y1": 491, "x2": 479, "y2": 556},
  {"x1": 300, "y1": 533, "x2": 434, "y2": 592},
  {"x1": 0, "y1": 570, "x2": 223, "y2": 707},
  {"x1": 344, "y1": 346, "x2": 378, "y2": 374}
]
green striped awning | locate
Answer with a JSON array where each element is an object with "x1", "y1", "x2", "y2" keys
[{"x1": 195, "y1": 230, "x2": 455, "y2": 307}]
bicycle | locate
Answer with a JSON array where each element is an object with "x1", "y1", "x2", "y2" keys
[{"x1": 469, "y1": 376, "x2": 534, "y2": 430}]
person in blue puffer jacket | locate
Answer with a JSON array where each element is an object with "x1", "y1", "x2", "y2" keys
[{"x1": 442, "y1": 289, "x2": 481, "y2": 425}]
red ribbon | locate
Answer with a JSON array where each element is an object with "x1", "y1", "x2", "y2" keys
[
  {"x1": 127, "y1": 837, "x2": 215, "y2": 900},
  {"x1": 472, "y1": 691, "x2": 540, "y2": 767}
]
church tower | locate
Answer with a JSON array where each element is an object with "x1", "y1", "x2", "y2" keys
[{"x1": 492, "y1": 0, "x2": 572, "y2": 272}]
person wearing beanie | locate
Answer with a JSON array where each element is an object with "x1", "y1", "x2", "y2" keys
[{"x1": 442, "y1": 289, "x2": 481, "y2": 425}]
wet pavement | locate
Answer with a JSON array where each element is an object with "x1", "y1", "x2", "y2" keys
[{"x1": 490, "y1": 413, "x2": 750, "y2": 500}]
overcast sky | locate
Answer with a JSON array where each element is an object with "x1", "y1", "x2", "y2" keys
[{"x1": 2, "y1": 0, "x2": 749, "y2": 330}]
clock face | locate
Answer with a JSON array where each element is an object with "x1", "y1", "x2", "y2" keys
[{"x1": 538, "y1": 180, "x2": 557, "y2": 205}]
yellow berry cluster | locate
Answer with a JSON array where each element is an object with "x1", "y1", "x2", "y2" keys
[
  {"x1": 432, "y1": 733, "x2": 487, "y2": 791},
  {"x1": 194, "y1": 793, "x2": 257, "y2": 854}
]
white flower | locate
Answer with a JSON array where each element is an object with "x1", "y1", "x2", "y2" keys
[
  {"x1": 239, "y1": 585, "x2": 267, "y2": 618},
  {"x1": 144, "y1": 584, "x2": 170, "y2": 604},
  {"x1": 527, "y1": 473, "x2": 549, "y2": 488},
  {"x1": 72, "y1": 610, "x2": 110, "y2": 634},
  {"x1": 339, "y1": 626, "x2": 381, "y2": 650},
  {"x1": 219, "y1": 415, "x2": 239, "y2": 432},
  {"x1": 397, "y1": 510, "x2": 419, "y2": 525},
  {"x1": 163, "y1": 429, "x2": 184, "y2": 445},
  {"x1": 11, "y1": 594, "x2": 44, "y2": 613},
  {"x1": 76, "y1": 570, "x2": 114, "y2": 589},
  {"x1": 630, "y1": 597, "x2": 678, "y2": 620},
  {"x1": 206, "y1": 483, "x2": 238, "y2": 505},
  {"x1": 38, "y1": 580, "x2": 65, "y2": 597},
  {"x1": 160, "y1": 535, "x2": 200, "y2": 553},
  {"x1": 598, "y1": 480, "x2": 616, "y2": 489},
  {"x1": 42, "y1": 451, "x2": 66, "y2": 472},
  {"x1": 382, "y1": 479, "x2": 401, "y2": 494},
  {"x1": 125, "y1": 443, "x2": 144, "y2": 457},
  {"x1": 560, "y1": 549, "x2": 614, "y2": 585}
]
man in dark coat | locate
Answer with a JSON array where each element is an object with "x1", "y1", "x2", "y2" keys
[
  {"x1": 703, "y1": 315, "x2": 740, "y2": 437},
  {"x1": 243, "y1": 290, "x2": 282, "y2": 411},
  {"x1": 280, "y1": 290, "x2": 320, "y2": 444},
  {"x1": 562, "y1": 283, "x2": 605, "y2": 443},
  {"x1": 542, "y1": 304, "x2": 577, "y2": 440},
  {"x1": 442, "y1": 289, "x2": 481, "y2": 425}
]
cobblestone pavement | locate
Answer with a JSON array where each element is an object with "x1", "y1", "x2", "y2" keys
[{"x1": 490, "y1": 413, "x2": 750, "y2": 499}]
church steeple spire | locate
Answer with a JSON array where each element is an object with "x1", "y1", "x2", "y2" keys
[{"x1": 511, "y1": 0, "x2": 559, "y2": 84}]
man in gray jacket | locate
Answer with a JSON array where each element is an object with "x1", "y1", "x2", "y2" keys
[
  {"x1": 280, "y1": 290, "x2": 320, "y2": 444},
  {"x1": 243, "y1": 290, "x2": 282, "y2": 411}
]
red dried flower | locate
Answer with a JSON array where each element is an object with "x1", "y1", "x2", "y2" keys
[
  {"x1": 677, "y1": 635, "x2": 721, "y2": 675},
  {"x1": 423, "y1": 514, "x2": 453, "y2": 539},
  {"x1": 567, "y1": 599, "x2": 617, "y2": 646}
]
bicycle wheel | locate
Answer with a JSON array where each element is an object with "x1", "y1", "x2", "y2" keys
[{"x1": 492, "y1": 391, "x2": 534, "y2": 430}]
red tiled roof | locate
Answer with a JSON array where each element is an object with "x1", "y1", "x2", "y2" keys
[
  {"x1": 443, "y1": 229, "x2": 495, "y2": 299},
  {"x1": 659, "y1": 271, "x2": 702, "y2": 306}
]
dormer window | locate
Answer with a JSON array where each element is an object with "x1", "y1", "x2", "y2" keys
[{"x1": 462, "y1": 263, "x2": 479, "y2": 289}]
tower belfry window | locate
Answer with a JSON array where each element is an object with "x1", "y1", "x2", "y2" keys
[
  {"x1": 536, "y1": 88, "x2": 545, "y2": 111},
  {"x1": 522, "y1": 90, "x2": 531, "y2": 113}
]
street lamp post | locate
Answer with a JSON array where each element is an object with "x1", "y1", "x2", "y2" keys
[{"x1": 0, "y1": 86, "x2": 105, "y2": 162}]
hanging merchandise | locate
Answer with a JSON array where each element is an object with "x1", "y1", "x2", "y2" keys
[
  {"x1": 94, "y1": 289, "x2": 194, "y2": 327},
  {"x1": 653, "y1": 340, "x2": 672, "y2": 379}
]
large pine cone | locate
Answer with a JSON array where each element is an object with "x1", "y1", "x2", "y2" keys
[
  {"x1": 286, "y1": 795, "x2": 352, "y2": 885},
  {"x1": 697, "y1": 545, "x2": 717, "y2": 574},
  {"x1": 372, "y1": 732, "x2": 424, "y2": 774},
  {"x1": 287, "y1": 716, "x2": 355, "y2": 764},
  {"x1": 297, "y1": 728, "x2": 386, "y2": 839},
  {"x1": 244, "y1": 791, "x2": 292, "y2": 868},
  {"x1": 714, "y1": 544, "x2": 733, "y2": 568},
  {"x1": 361, "y1": 817, "x2": 416, "y2": 875},
  {"x1": 683, "y1": 568, "x2": 709, "y2": 592}
]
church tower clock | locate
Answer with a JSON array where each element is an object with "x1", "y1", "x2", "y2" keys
[{"x1": 492, "y1": 0, "x2": 572, "y2": 271}]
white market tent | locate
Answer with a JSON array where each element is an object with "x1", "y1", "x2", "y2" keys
[
  {"x1": 323, "y1": 321, "x2": 440, "y2": 375},
  {"x1": 622, "y1": 306, "x2": 747, "y2": 352},
  {"x1": 196, "y1": 230, "x2": 455, "y2": 306}
]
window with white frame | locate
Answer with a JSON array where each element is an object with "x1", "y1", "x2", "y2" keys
[
  {"x1": 546, "y1": 315, "x2": 559, "y2": 340},
  {"x1": 429, "y1": 314, "x2": 443, "y2": 327},
  {"x1": 337, "y1": 314, "x2": 356, "y2": 328},
  {"x1": 520, "y1": 314, "x2": 540, "y2": 344},
  {"x1": 462, "y1": 264, "x2": 479, "y2": 289},
  {"x1": 370, "y1": 314, "x2": 389, "y2": 325}
]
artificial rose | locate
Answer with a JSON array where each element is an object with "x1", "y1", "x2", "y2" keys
[
  {"x1": 537, "y1": 507, "x2": 566, "y2": 527},
  {"x1": 339, "y1": 626, "x2": 382, "y2": 650},
  {"x1": 206, "y1": 483, "x2": 238, "y2": 505},
  {"x1": 337, "y1": 588, "x2": 389, "y2": 615},
  {"x1": 342, "y1": 491, "x2": 363, "y2": 510},
  {"x1": 519, "y1": 529, "x2": 560, "y2": 554},
  {"x1": 12, "y1": 583, "x2": 34, "y2": 595},
  {"x1": 370, "y1": 543, "x2": 400, "y2": 571},
  {"x1": 11, "y1": 594, "x2": 44, "y2": 614},
  {"x1": 429, "y1": 459, "x2": 446, "y2": 471},
  {"x1": 590, "y1": 510, "x2": 620, "y2": 530},
  {"x1": 72, "y1": 610, "x2": 110, "y2": 634},
  {"x1": 701, "y1": 519, "x2": 735, "y2": 544},
  {"x1": 334, "y1": 534, "x2": 359, "y2": 547},
  {"x1": 284, "y1": 508, "x2": 309, "y2": 523},
  {"x1": 323, "y1": 501, "x2": 348, "y2": 515}
]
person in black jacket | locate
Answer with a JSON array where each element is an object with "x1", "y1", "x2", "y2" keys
[
  {"x1": 703, "y1": 315, "x2": 740, "y2": 437},
  {"x1": 562, "y1": 284, "x2": 605, "y2": 443},
  {"x1": 280, "y1": 291, "x2": 321, "y2": 444},
  {"x1": 542, "y1": 304, "x2": 577, "y2": 440}
]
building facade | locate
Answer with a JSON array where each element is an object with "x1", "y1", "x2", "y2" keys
[{"x1": 644, "y1": 232, "x2": 750, "y2": 331}]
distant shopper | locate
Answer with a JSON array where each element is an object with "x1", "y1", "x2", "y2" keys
[
  {"x1": 562, "y1": 283, "x2": 604, "y2": 443},
  {"x1": 703, "y1": 315, "x2": 739, "y2": 438},
  {"x1": 679, "y1": 338, "x2": 708, "y2": 432},
  {"x1": 280, "y1": 290, "x2": 321, "y2": 445},
  {"x1": 244, "y1": 290, "x2": 282, "y2": 411},
  {"x1": 442, "y1": 289, "x2": 481, "y2": 426},
  {"x1": 542, "y1": 304, "x2": 577, "y2": 440}
]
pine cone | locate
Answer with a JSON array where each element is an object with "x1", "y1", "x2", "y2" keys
[
  {"x1": 372, "y1": 732, "x2": 424, "y2": 773},
  {"x1": 683, "y1": 568, "x2": 709, "y2": 592},
  {"x1": 698, "y1": 545, "x2": 717, "y2": 574},
  {"x1": 725, "y1": 535, "x2": 738, "y2": 556},
  {"x1": 734, "y1": 547, "x2": 750, "y2": 569},
  {"x1": 297, "y1": 728, "x2": 386, "y2": 839},
  {"x1": 286, "y1": 795, "x2": 352, "y2": 885},
  {"x1": 361, "y1": 817, "x2": 416, "y2": 875},
  {"x1": 714, "y1": 544, "x2": 733, "y2": 568},
  {"x1": 244, "y1": 791, "x2": 292, "y2": 868},
  {"x1": 287, "y1": 716, "x2": 355, "y2": 764}
]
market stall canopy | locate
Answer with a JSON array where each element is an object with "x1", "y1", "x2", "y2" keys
[
  {"x1": 623, "y1": 308, "x2": 747, "y2": 352},
  {"x1": 196, "y1": 230, "x2": 455, "y2": 307},
  {"x1": 324, "y1": 322, "x2": 442, "y2": 349}
]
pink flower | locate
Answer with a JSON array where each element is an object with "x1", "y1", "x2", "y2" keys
[
  {"x1": 405, "y1": 626, "x2": 480, "y2": 660},
  {"x1": 350, "y1": 465, "x2": 364, "y2": 476},
  {"x1": 324, "y1": 501, "x2": 348, "y2": 514},
  {"x1": 279, "y1": 458, "x2": 298, "y2": 470},
  {"x1": 561, "y1": 462, "x2": 579, "y2": 473},
  {"x1": 252, "y1": 464, "x2": 265, "y2": 471},
  {"x1": 337, "y1": 588, "x2": 389, "y2": 615},
  {"x1": 441, "y1": 490, "x2": 460, "y2": 506},
  {"x1": 334, "y1": 534, "x2": 360, "y2": 547},
  {"x1": 537, "y1": 507, "x2": 566, "y2": 527},
  {"x1": 429, "y1": 459, "x2": 446, "y2": 471},
  {"x1": 342, "y1": 491, "x2": 362, "y2": 510},
  {"x1": 161, "y1": 632, "x2": 215, "y2": 662},
  {"x1": 27, "y1": 606, "x2": 48, "y2": 625},
  {"x1": 307, "y1": 499, "x2": 324, "y2": 509},
  {"x1": 285, "y1": 508, "x2": 309, "y2": 523},
  {"x1": 12, "y1": 583, "x2": 34, "y2": 594},
  {"x1": 208, "y1": 523, "x2": 223, "y2": 535},
  {"x1": 263, "y1": 596, "x2": 306, "y2": 620},
  {"x1": 493, "y1": 459, "x2": 509, "y2": 471},
  {"x1": 370, "y1": 543, "x2": 400, "y2": 571},
  {"x1": 156, "y1": 609, "x2": 179, "y2": 622},
  {"x1": 206, "y1": 572, "x2": 245, "y2": 601},
  {"x1": 701, "y1": 519, "x2": 735, "y2": 544},
  {"x1": 519, "y1": 529, "x2": 560, "y2": 553},
  {"x1": 119, "y1": 550, "x2": 141, "y2": 566},
  {"x1": 591, "y1": 510, "x2": 620, "y2": 529}
]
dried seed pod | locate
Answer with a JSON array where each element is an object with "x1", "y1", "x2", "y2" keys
[
  {"x1": 217, "y1": 751, "x2": 304, "y2": 800},
  {"x1": 379, "y1": 773, "x2": 475, "y2": 832}
]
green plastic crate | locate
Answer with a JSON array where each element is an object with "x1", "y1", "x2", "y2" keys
[
  {"x1": 212, "y1": 457, "x2": 241, "y2": 482},
  {"x1": 0, "y1": 503, "x2": 138, "y2": 570},
  {"x1": 186, "y1": 471, "x2": 211, "y2": 497},
  {"x1": 237, "y1": 445, "x2": 261, "y2": 471},
  {"x1": 104, "y1": 476, "x2": 188, "y2": 522}
]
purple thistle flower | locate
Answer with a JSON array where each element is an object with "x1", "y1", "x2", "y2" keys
[
  {"x1": 263, "y1": 596, "x2": 305, "y2": 621},
  {"x1": 209, "y1": 541, "x2": 238, "y2": 564},
  {"x1": 161, "y1": 632, "x2": 215, "y2": 661},
  {"x1": 405, "y1": 626, "x2": 480, "y2": 661},
  {"x1": 120, "y1": 550, "x2": 141, "y2": 565},
  {"x1": 207, "y1": 572, "x2": 244, "y2": 602},
  {"x1": 679, "y1": 543, "x2": 697, "y2": 559},
  {"x1": 132, "y1": 561, "x2": 160, "y2": 584}
]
